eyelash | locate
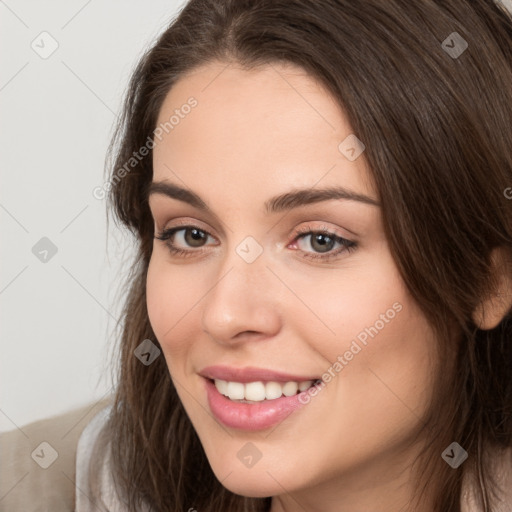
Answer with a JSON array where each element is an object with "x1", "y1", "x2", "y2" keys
[{"x1": 154, "y1": 224, "x2": 357, "y2": 262}]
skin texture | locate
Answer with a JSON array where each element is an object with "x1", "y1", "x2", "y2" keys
[{"x1": 146, "y1": 61, "x2": 439, "y2": 512}]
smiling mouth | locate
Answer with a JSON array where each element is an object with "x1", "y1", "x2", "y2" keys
[{"x1": 208, "y1": 378, "x2": 322, "y2": 403}]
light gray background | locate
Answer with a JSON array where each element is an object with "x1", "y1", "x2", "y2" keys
[
  {"x1": 0, "y1": 0, "x2": 184, "y2": 433},
  {"x1": 2, "y1": 0, "x2": 512, "y2": 433}
]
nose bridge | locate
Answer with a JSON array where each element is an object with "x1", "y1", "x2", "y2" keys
[{"x1": 200, "y1": 235, "x2": 281, "y2": 342}]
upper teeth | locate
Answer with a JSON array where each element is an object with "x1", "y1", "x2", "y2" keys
[{"x1": 214, "y1": 379, "x2": 315, "y2": 402}]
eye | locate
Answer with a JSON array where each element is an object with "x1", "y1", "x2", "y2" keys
[
  {"x1": 291, "y1": 225, "x2": 357, "y2": 261},
  {"x1": 154, "y1": 223, "x2": 357, "y2": 262},
  {"x1": 154, "y1": 226, "x2": 217, "y2": 257}
]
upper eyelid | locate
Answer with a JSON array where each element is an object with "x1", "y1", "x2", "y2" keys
[
  {"x1": 148, "y1": 200, "x2": 363, "y2": 239},
  {"x1": 156, "y1": 218, "x2": 214, "y2": 234},
  {"x1": 149, "y1": 203, "x2": 230, "y2": 237}
]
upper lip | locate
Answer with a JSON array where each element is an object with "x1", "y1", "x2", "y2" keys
[{"x1": 199, "y1": 365, "x2": 319, "y2": 383}]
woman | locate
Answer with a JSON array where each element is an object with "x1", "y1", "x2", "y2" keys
[{"x1": 76, "y1": 0, "x2": 512, "y2": 510}]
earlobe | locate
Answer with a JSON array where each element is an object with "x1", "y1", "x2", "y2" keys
[
  {"x1": 472, "y1": 247, "x2": 512, "y2": 330},
  {"x1": 472, "y1": 291, "x2": 511, "y2": 330}
]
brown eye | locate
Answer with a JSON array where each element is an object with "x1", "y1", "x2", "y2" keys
[
  {"x1": 183, "y1": 228, "x2": 208, "y2": 247},
  {"x1": 154, "y1": 226, "x2": 216, "y2": 256}
]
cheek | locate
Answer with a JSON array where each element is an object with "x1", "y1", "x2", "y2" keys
[
  {"x1": 329, "y1": 293, "x2": 436, "y2": 449},
  {"x1": 291, "y1": 247, "x2": 437, "y2": 432},
  {"x1": 146, "y1": 254, "x2": 201, "y2": 362},
  {"x1": 280, "y1": 241, "x2": 409, "y2": 357}
]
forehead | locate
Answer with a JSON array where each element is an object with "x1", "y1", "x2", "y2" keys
[{"x1": 152, "y1": 61, "x2": 376, "y2": 200}]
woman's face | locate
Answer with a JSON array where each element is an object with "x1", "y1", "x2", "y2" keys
[{"x1": 147, "y1": 61, "x2": 438, "y2": 509}]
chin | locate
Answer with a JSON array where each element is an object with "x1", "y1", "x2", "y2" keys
[
  {"x1": 202, "y1": 451, "x2": 291, "y2": 497},
  {"x1": 214, "y1": 473, "x2": 282, "y2": 499}
]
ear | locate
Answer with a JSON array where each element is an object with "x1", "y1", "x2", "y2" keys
[{"x1": 472, "y1": 247, "x2": 512, "y2": 330}]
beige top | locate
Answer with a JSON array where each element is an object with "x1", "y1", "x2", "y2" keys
[
  {"x1": 74, "y1": 405, "x2": 152, "y2": 512},
  {"x1": 0, "y1": 397, "x2": 111, "y2": 512},
  {"x1": 74, "y1": 406, "x2": 512, "y2": 512},
  {"x1": 1, "y1": 399, "x2": 510, "y2": 511}
]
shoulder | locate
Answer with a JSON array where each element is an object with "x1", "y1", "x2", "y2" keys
[
  {"x1": 0, "y1": 398, "x2": 111, "y2": 512},
  {"x1": 75, "y1": 403, "x2": 154, "y2": 512}
]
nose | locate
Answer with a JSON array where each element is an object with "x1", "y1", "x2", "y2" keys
[{"x1": 201, "y1": 247, "x2": 282, "y2": 346}]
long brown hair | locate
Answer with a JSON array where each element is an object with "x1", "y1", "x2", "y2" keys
[{"x1": 96, "y1": 1, "x2": 512, "y2": 510}]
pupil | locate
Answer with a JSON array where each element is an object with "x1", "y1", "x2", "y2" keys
[
  {"x1": 186, "y1": 228, "x2": 206, "y2": 247},
  {"x1": 312, "y1": 234, "x2": 333, "y2": 253}
]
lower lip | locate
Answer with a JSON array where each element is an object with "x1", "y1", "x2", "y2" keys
[{"x1": 204, "y1": 378, "x2": 310, "y2": 431}]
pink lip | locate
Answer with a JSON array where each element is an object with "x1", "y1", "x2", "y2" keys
[
  {"x1": 199, "y1": 365, "x2": 319, "y2": 383},
  {"x1": 204, "y1": 378, "x2": 311, "y2": 431}
]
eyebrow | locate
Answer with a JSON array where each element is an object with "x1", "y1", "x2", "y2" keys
[{"x1": 146, "y1": 181, "x2": 380, "y2": 214}]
